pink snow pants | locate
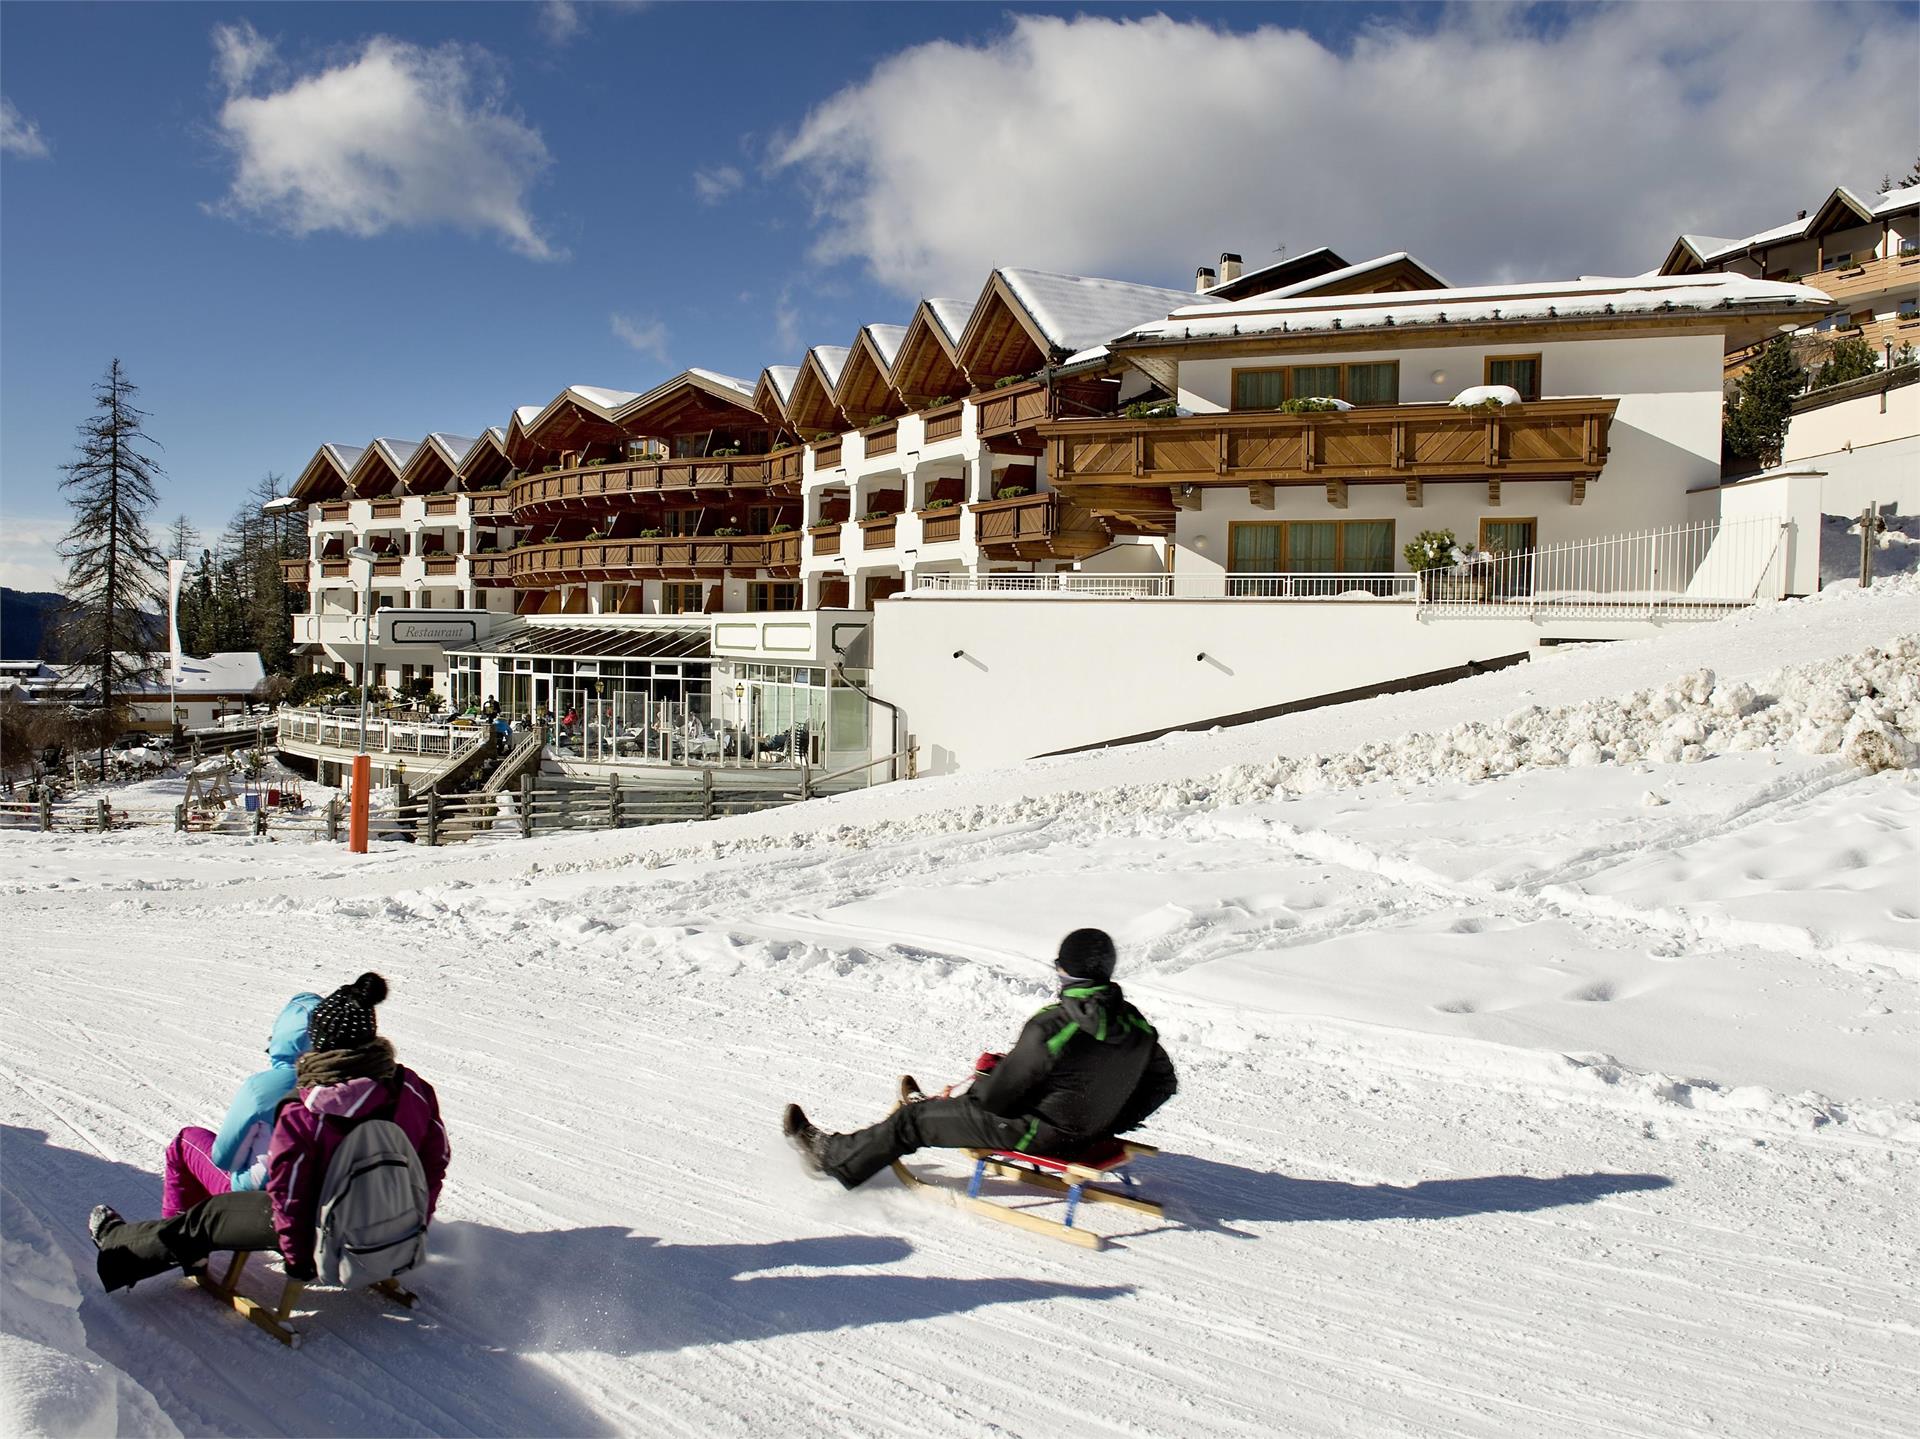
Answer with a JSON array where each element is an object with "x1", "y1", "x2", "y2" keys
[{"x1": 162, "y1": 1126, "x2": 232, "y2": 1218}]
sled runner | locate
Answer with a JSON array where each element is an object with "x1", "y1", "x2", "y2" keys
[
  {"x1": 888, "y1": 1076, "x2": 1165, "y2": 1250},
  {"x1": 191, "y1": 1251, "x2": 417, "y2": 1349}
]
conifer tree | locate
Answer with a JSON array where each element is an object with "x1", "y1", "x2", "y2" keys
[
  {"x1": 1807, "y1": 335, "x2": 1881, "y2": 392},
  {"x1": 55, "y1": 360, "x2": 164, "y2": 773},
  {"x1": 1723, "y1": 337, "x2": 1805, "y2": 468}
]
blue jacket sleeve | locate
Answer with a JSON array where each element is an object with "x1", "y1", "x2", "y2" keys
[{"x1": 210, "y1": 1071, "x2": 278, "y2": 1171}]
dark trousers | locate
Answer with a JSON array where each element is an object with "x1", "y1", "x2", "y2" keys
[
  {"x1": 95, "y1": 1191, "x2": 277, "y2": 1293},
  {"x1": 819, "y1": 1096, "x2": 1050, "y2": 1190}
]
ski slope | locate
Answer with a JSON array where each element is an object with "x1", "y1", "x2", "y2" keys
[{"x1": 3, "y1": 579, "x2": 1917, "y2": 1438}]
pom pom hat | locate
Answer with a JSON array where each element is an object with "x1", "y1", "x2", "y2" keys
[
  {"x1": 306, "y1": 972, "x2": 387, "y2": 1053},
  {"x1": 1055, "y1": 928, "x2": 1116, "y2": 984}
]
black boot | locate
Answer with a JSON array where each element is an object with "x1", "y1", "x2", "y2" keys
[
  {"x1": 88, "y1": 1205, "x2": 120, "y2": 1248},
  {"x1": 782, "y1": 1104, "x2": 831, "y2": 1177}
]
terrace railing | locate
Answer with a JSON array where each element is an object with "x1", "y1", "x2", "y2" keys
[{"x1": 909, "y1": 571, "x2": 1416, "y2": 600}]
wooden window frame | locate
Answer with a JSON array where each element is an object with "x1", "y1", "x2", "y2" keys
[
  {"x1": 1228, "y1": 361, "x2": 1401, "y2": 409},
  {"x1": 1478, "y1": 516, "x2": 1538, "y2": 554},
  {"x1": 746, "y1": 580, "x2": 802, "y2": 613},
  {"x1": 1483, "y1": 353, "x2": 1543, "y2": 402},
  {"x1": 1227, "y1": 517, "x2": 1398, "y2": 572},
  {"x1": 662, "y1": 507, "x2": 702, "y2": 537},
  {"x1": 661, "y1": 581, "x2": 705, "y2": 615}
]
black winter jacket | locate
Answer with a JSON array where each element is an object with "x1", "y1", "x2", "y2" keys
[{"x1": 969, "y1": 982, "x2": 1177, "y2": 1150}]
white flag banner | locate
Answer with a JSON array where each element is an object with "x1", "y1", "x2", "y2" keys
[{"x1": 167, "y1": 559, "x2": 187, "y2": 683}]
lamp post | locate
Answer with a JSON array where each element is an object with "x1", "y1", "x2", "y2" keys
[{"x1": 346, "y1": 545, "x2": 377, "y2": 853}]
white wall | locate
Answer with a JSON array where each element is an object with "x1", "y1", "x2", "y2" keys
[
  {"x1": 1169, "y1": 335, "x2": 1725, "y2": 569},
  {"x1": 1782, "y1": 382, "x2": 1920, "y2": 462},
  {"x1": 874, "y1": 596, "x2": 1684, "y2": 776}
]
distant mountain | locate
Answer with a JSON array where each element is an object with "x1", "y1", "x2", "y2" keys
[
  {"x1": 0, "y1": 589, "x2": 164, "y2": 661},
  {"x1": 1, "y1": 589, "x2": 67, "y2": 661}
]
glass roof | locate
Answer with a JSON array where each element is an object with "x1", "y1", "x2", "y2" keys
[{"x1": 448, "y1": 622, "x2": 712, "y2": 662}]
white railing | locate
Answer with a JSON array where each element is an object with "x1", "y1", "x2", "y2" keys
[
  {"x1": 908, "y1": 571, "x2": 1417, "y2": 600},
  {"x1": 1415, "y1": 515, "x2": 1787, "y2": 619},
  {"x1": 277, "y1": 707, "x2": 489, "y2": 759}
]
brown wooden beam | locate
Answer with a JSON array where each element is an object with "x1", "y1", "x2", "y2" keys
[
  {"x1": 1487, "y1": 477, "x2": 1502, "y2": 507},
  {"x1": 1404, "y1": 478, "x2": 1423, "y2": 507},
  {"x1": 1171, "y1": 485, "x2": 1202, "y2": 511},
  {"x1": 1248, "y1": 481, "x2": 1274, "y2": 510},
  {"x1": 1325, "y1": 480, "x2": 1348, "y2": 509},
  {"x1": 1570, "y1": 477, "x2": 1586, "y2": 506}
]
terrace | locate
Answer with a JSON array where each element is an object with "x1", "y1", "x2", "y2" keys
[
  {"x1": 509, "y1": 534, "x2": 802, "y2": 588},
  {"x1": 509, "y1": 448, "x2": 804, "y2": 521}
]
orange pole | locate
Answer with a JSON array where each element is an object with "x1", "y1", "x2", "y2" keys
[{"x1": 348, "y1": 754, "x2": 371, "y2": 853}]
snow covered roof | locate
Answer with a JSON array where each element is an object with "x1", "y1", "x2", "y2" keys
[
  {"x1": 760, "y1": 365, "x2": 799, "y2": 403},
  {"x1": 367, "y1": 437, "x2": 420, "y2": 472},
  {"x1": 1213, "y1": 252, "x2": 1455, "y2": 308},
  {"x1": 685, "y1": 368, "x2": 755, "y2": 400},
  {"x1": 924, "y1": 299, "x2": 975, "y2": 346},
  {"x1": 1666, "y1": 184, "x2": 1918, "y2": 270},
  {"x1": 995, "y1": 268, "x2": 1196, "y2": 355},
  {"x1": 321, "y1": 443, "x2": 364, "y2": 473},
  {"x1": 807, "y1": 345, "x2": 850, "y2": 388},
  {"x1": 62, "y1": 651, "x2": 266, "y2": 697},
  {"x1": 861, "y1": 324, "x2": 908, "y2": 368},
  {"x1": 1112, "y1": 272, "x2": 1833, "y2": 349},
  {"x1": 424, "y1": 432, "x2": 480, "y2": 465}
]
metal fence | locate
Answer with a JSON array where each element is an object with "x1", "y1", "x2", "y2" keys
[
  {"x1": 277, "y1": 710, "x2": 488, "y2": 758},
  {"x1": 909, "y1": 571, "x2": 1417, "y2": 600},
  {"x1": 1414, "y1": 515, "x2": 1787, "y2": 619}
]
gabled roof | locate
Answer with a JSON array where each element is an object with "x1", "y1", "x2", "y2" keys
[
  {"x1": 510, "y1": 386, "x2": 643, "y2": 465},
  {"x1": 612, "y1": 369, "x2": 763, "y2": 438},
  {"x1": 291, "y1": 443, "x2": 365, "y2": 501},
  {"x1": 1200, "y1": 247, "x2": 1348, "y2": 302},
  {"x1": 835, "y1": 324, "x2": 911, "y2": 421},
  {"x1": 1659, "y1": 184, "x2": 1916, "y2": 274},
  {"x1": 345, "y1": 438, "x2": 420, "y2": 499},
  {"x1": 785, "y1": 346, "x2": 851, "y2": 434},
  {"x1": 1234, "y1": 252, "x2": 1452, "y2": 303},
  {"x1": 454, "y1": 427, "x2": 513, "y2": 487},
  {"x1": 957, "y1": 268, "x2": 1195, "y2": 382},
  {"x1": 400, "y1": 433, "x2": 480, "y2": 492},
  {"x1": 1111, "y1": 272, "x2": 1834, "y2": 355},
  {"x1": 753, "y1": 365, "x2": 800, "y2": 430},
  {"x1": 891, "y1": 301, "x2": 971, "y2": 405}
]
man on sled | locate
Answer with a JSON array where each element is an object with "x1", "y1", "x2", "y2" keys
[{"x1": 784, "y1": 928, "x2": 1177, "y2": 1190}]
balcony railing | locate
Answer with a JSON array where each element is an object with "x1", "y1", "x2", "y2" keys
[
  {"x1": 320, "y1": 561, "x2": 351, "y2": 580},
  {"x1": 471, "y1": 553, "x2": 515, "y2": 586},
  {"x1": 864, "y1": 422, "x2": 898, "y2": 458},
  {"x1": 918, "y1": 507, "x2": 961, "y2": 543},
  {"x1": 973, "y1": 380, "x2": 1050, "y2": 442},
  {"x1": 910, "y1": 570, "x2": 1418, "y2": 600},
  {"x1": 424, "y1": 495, "x2": 459, "y2": 516},
  {"x1": 509, "y1": 450, "x2": 803, "y2": 519},
  {"x1": 369, "y1": 498, "x2": 404, "y2": 519},
  {"x1": 923, "y1": 403, "x2": 964, "y2": 442},
  {"x1": 318, "y1": 501, "x2": 352, "y2": 523},
  {"x1": 859, "y1": 516, "x2": 897, "y2": 550},
  {"x1": 279, "y1": 558, "x2": 309, "y2": 584},
  {"x1": 373, "y1": 559, "x2": 403, "y2": 578},
  {"x1": 278, "y1": 707, "x2": 489, "y2": 760},
  {"x1": 970, "y1": 491, "x2": 1055, "y2": 547},
  {"x1": 510, "y1": 534, "x2": 800, "y2": 586},
  {"x1": 469, "y1": 489, "x2": 514, "y2": 518},
  {"x1": 812, "y1": 437, "x2": 843, "y2": 469},
  {"x1": 423, "y1": 555, "x2": 459, "y2": 576},
  {"x1": 1798, "y1": 253, "x2": 1920, "y2": 308},
  {"x1": 809, "y1": 523, "x2": 841, "y2": 557},
  {"x1": 1043, "y1": 398, "x2": 1618, "y2": 490}
]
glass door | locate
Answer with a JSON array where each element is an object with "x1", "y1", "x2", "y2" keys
[{"x1": 1481, "y1": 519, "x2": 1536, "y2": 599}]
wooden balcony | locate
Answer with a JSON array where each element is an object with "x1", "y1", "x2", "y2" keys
[
  {"x1": 369, "y1": 498, "x2": 404, "y2": 519},
  {"x1": 859, "y1": 516, "x2": 897, "y2": 550},
  {"x1": 1043, "y1": 398, "x2": 1619, "y2": 494},
  {"x1": 320, "y1": 561, "x2": 351, "y2": 580},
  {"x1": 812, "y1": 437, "x2": 843, "y2": 469},
  {"x1": 864, "y1": 421, "x2": 899, "y2": 458},
  {"x1": 279, "y1": 558, "x2": 309, "y2": 584},
  {"x1": 509, "y1": 534, "x2": 800, "y2": 587},
  {"x1": 373, "y1": 559, "x2": 403, "y2": 578},
  {"x1": 508, "y1": 449, "x2": 803, "y2": 520},
  {"x1": 808, "y1": 523, "x2": 841, "y2": 557},
  {"x1": 468, "y1": 488, "x2": 514, "y2": 518},
  {"x1": 423, "y1": 556, "x2": 459, "y2": 576},
  {"x1": 918, "y1": 507, "x2": 961, "y2": 544},
  {"x1": 1802, "y1": 253, "x2": 1920, "y2": 308},
  {"x1": 970, "y1": 492, "x2": 1114, "y2": 561},
  {"x1": 973, "y1": 380, "x2": 1050, "y2": 445},
  {"x1": 471, "y1": 553, "x2": 515, "y2": 587},
  {"x1": 923, "y1": 403, "x2": 963, "y2": 443},
  {"x1": 317, "y1": 501, "x2": 351, "y2": 523},
  {"x1": 1852, "y1": 312, "x2": 1920, "y2": 352},
  {"x1": 424, "y1": 495, "x2": 459, "y2": 516}
]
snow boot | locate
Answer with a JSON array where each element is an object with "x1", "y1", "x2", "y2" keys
[
  {"x1": 782, "y1": 1104, "x2": 830, "y2": 1177},
  {"x1": 88, "y1": 1205, "x2": 120, "y2": 1249}
]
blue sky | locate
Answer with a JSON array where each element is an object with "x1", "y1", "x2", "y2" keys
[{"x1": 3, "y1": 2, "x2": 1913, "y2": 590}]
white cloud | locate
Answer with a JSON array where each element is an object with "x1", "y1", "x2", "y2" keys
[
  {"x1": 1, "y1": 98, "x2": 51, "y2": 159},
  {"x1": 611, "y1": 312, "x2": 669, "y2": 361},
  {"x1": 772, "y1": 9, "x2": 1919, "y2": 296},
  {"x1": 208, "y1": 22, "x2": 560, "y2": 260},
  {"x1": 0, "y1": 515, "x2": 72, "y2": 592},
  {"x1": 537, "y1": 1, "x2": 584, "y2": 47},
  {"x1": 773, "y1": 286, "x2": 802, "y2": 353},
  {"x1": 693, "y1": 164, "x2": 744, "y2": 205}
]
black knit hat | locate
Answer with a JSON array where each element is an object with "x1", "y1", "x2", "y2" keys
[
  {"x1": 1055, "y1": 929, "x2": 1116, "y2": 984},
  {"x1": 307, "y1": 972, "x2": 387, "y2": 1053}
]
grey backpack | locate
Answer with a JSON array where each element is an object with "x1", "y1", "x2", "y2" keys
[{"x1": 313, "y1": 1115, "x2": 429, "y2": 1286}]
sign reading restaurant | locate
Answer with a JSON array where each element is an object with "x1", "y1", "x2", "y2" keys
[{"x1": 377, "y1": 611, "x2": 492, "y2": 647}]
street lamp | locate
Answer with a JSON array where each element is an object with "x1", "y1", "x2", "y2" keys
[{"x1": 347, "y1": 545, "x2": 377, "y2": 752}]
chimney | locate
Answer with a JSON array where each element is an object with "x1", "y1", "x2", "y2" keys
[
  {"x1": 1797, "y1": 209, "x2": 1807, "y2": 220},
  {"x1": 1195, "y1": 265, "x2": 1217, "y2": 293},
  {"x1": 1218, "y1": 252, "x2": 1244, "y2": 284}
]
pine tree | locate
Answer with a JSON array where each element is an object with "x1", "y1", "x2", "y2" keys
[
  {"x1": 217, "y1": 473, "x2": 305, "y2": 676},
  {"x1": 1808, "y1": 335, "x2": 1881, "y2": 392},
  {"x1": 55, "y1": 360, "x2": 165, "y2": 774},
  {"x1": 1723, "y1": 337, "x2": 1805, "y2": 468},
  {"x1": 163, "y1": 514, "x2": 200, "y2": 562}
]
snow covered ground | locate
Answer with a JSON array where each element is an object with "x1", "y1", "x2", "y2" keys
[{"x1": 2, "y1": 580, "x2": 1917, "y2": 1438}]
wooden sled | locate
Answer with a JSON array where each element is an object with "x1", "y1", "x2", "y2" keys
[
  {"x1": 191, "y1": 1251, "x2": 417, "y2": 1349},
  {"x1": 888, "y1": 1076, "x2": 1165, "y2": 1251}
]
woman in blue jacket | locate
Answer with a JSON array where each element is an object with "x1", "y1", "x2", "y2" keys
[{"x1": 161, "y1": 993, "x2": 320, "y2": 1217}]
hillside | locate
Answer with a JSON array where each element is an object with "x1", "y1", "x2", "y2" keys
[{"x1": 2, "y1": 579, "x2": 1915, "y2": 1438}]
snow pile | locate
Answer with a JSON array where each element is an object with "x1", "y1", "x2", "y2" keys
[
  {"x1": 565, "y1": 635, "x2": 1920, "y2": 877},
  {"x1": 1448, "y1": 383, "x2": 1522, "y2": 408},
  {"x1": 0, "y1": 1188, "x2": 175, "y2": 1438}
]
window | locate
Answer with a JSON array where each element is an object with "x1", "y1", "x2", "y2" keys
[
  {"x1": 1232, "y1": 369, "x2": 1286, "y2": 411},
  {"x1": 1289, "y1": 365, "x2": 1343, "y2": 401},
  {"x1": 661, "y1": 582, "x2": 705, "y2": 615},
  {"x1": 1898, "y1": 298, "x2": 1918, "y2": 319},
  {"x1": 663, "y1": 508, "x2": 701, "y2": 537},
  {"x1": 1484, "y1": 354, "x2": 1542, "y2": 401},
  {"x1": 1228, "y1": 519, "x2": 1397, "y2": 575},
  {"x1": 748, "y1": 505, "x2": 775, "y2": 533},
  {"x1": 747, "y1": 582, "x2": 801, "y2": 612},
  {"x1": 1343, "y1": 363, "x2": 1398, "y2": 406}
]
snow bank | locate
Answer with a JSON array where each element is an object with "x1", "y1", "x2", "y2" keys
[{"x1": 0, "y1": 1188, "x2": 176, "y2": 1438}]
